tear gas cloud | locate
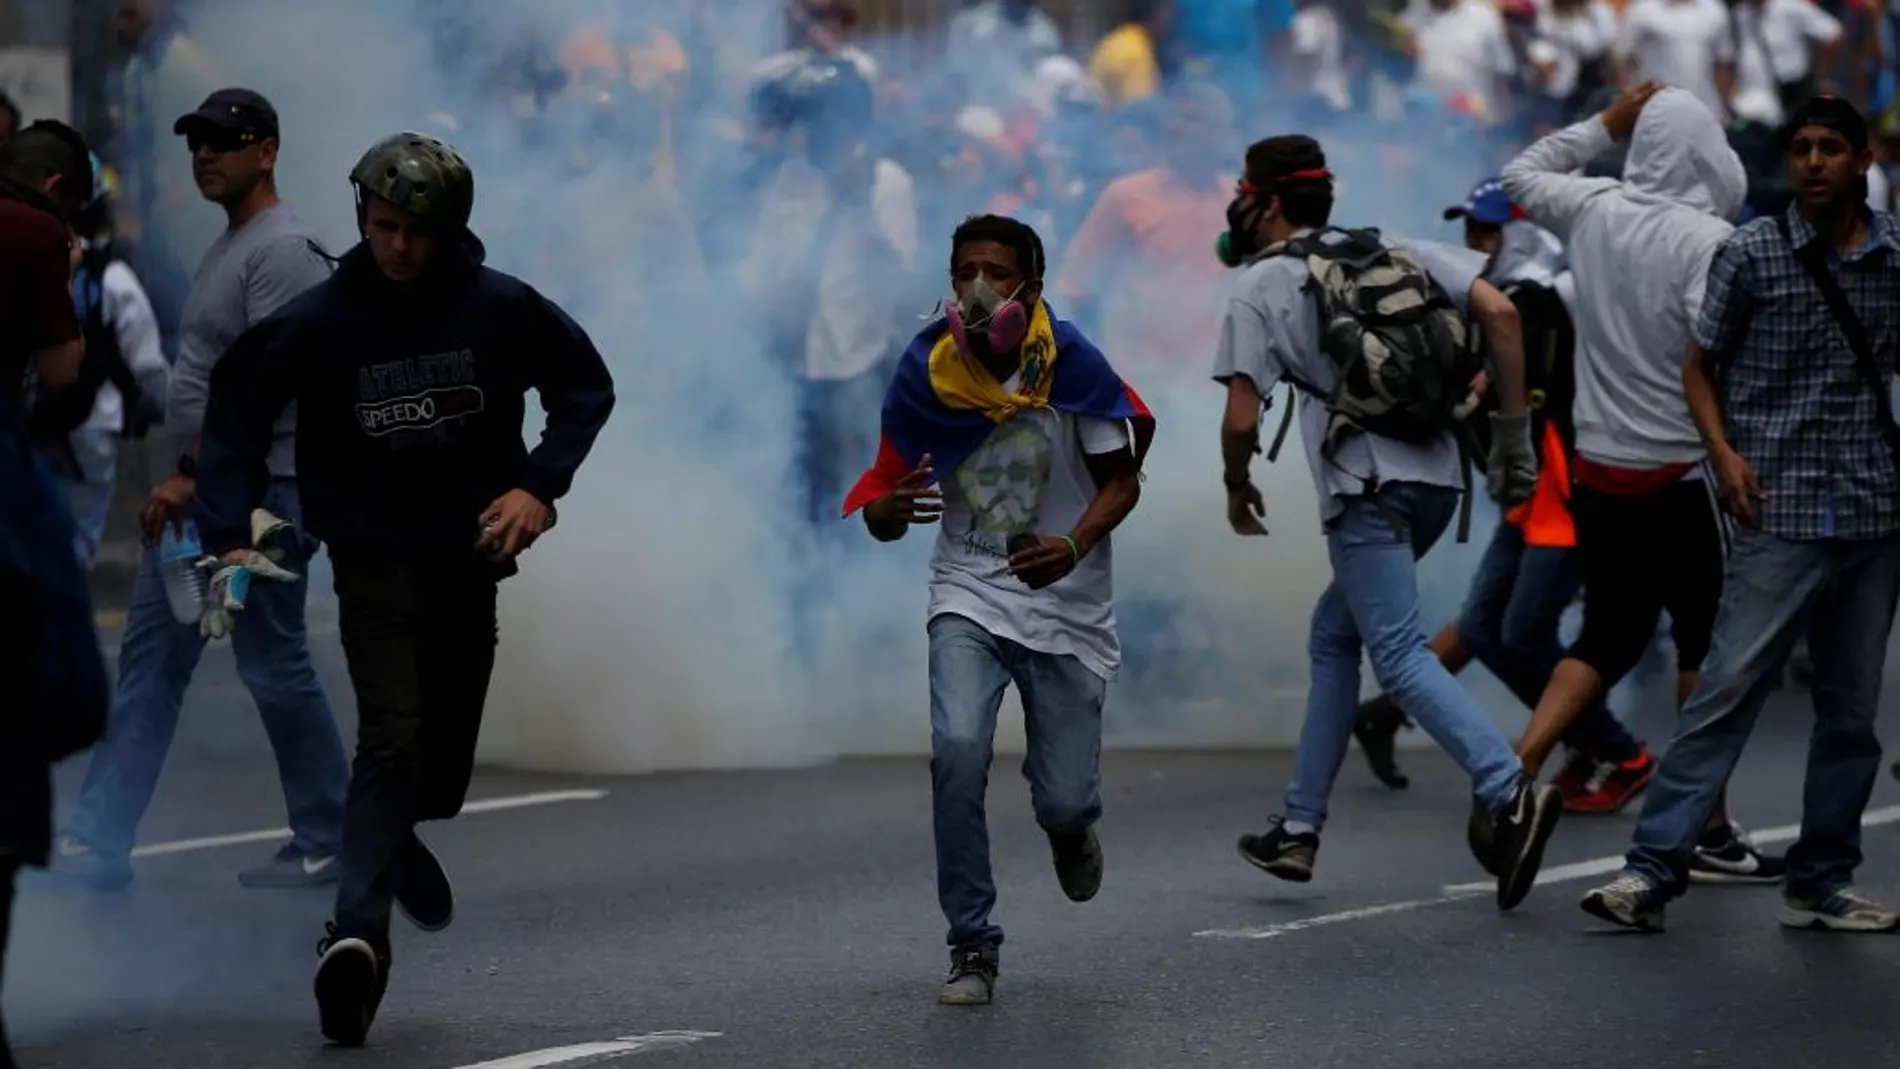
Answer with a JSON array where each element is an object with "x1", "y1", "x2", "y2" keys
[{"x1": 175, "y1": 0, "x2": 1541, "y2": 773}]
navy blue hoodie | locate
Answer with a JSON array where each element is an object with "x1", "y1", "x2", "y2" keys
[{"x1": 196, "y1": 229, "x2": 615, "y2": 559}]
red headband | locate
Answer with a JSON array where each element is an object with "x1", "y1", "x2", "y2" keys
[{"x1": 1236, "y1": 168, "x2": 1333, "y2": 196}]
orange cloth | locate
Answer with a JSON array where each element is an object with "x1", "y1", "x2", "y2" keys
[
  {"x1": 1506, "y1": 421, "x2": 1577, "y2": 548},
  {"x1": 1053, "y1": 167, "x2": 1232, "y2": 371}
]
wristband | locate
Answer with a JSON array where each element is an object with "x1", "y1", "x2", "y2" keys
[
  {"x1": 1060, "y1": 535, "x2": 1080, "y2": 563},
  {"x1": 1223, "y1": 473, "x2": 1250, "y2": 489},
  {"x1": 176, "y1": 453, "x2": 198, "y2": 479}
]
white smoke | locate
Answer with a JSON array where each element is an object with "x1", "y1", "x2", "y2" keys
[{"x1": 169, "y1": 0, "x2": 1513, "y2": 774}]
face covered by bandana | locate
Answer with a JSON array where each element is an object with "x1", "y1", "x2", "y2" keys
[{"x1": 946, "y1": 276, "x2": 1031, "y2": 357}]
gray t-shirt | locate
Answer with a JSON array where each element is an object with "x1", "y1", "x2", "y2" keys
[
  {"x1": 165, "y1": 202, "x2": 333, "y2": 477},
  {"x1": 1210, "y1": 230, "x2": 1488, "y2": 526}
]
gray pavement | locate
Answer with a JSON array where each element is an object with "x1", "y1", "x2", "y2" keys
[{"x1": 9, "y1": 643, "x2": 1900, "y2": 1068}]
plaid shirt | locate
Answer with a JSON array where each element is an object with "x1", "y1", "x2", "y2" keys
[{"x1": 1696, "y1": 205, "x2": 1900, "y2": 541}]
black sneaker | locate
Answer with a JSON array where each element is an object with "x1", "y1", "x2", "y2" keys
[
  {"x1": 1688, "y1": 822, "x2": 1786, "y2": 885},
  {"x1": 395, "y1": 833, "x2": 454, "y2": 932},
  {"x1": 314, "y1": 924, "x2": 389, "y2": 1047},
  {"x1": 1353, "y1": 696, "x2": 1411, "y2": 790},
  {"x1": 939, "y1": 947, "x2": 997, "y2": 1006},
  {"x1": 1236, "y1": 816, "x2": 1319, "y2": 882},
  {"x1": 1047, "y1": 827, "x2": 1104, "y2": 903},
  {"x1": 1490, "y1": 777, "x2": 1562, "y2": 911},
  {"x1": 239, "y1": 842, "x2": 341, "y2": 889}
]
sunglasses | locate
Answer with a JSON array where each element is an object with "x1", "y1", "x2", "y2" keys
[{"x1": 186, "y1": 129, "x2": 260, "y2": 155}]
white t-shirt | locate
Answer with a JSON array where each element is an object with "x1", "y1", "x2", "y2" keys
[
  {"x1": 1619, "y1": 0, "x2": 1735, "y2": 120},
  {"x1": 740, "y1": 155, "x2": 920, "y2": 382},
  {"x1": 79, "y1": 260, "x2": 169, "y2": 435},
  {"x1": 927, "y1": 376, "x2": 1133, "y2": 683},
  {"x1": 1290, "y1": 5, "x2": 1351, "y2": 111},
  {"x1": 1529, "y1": 0, "x2": 1617, "y2": 100},
  {"x1": 1730, "y1": 0, "x2": 1842, "y2": 126},
  {"x1": 1404, "y1": 0, "x2": 1517, "y2": 114}
]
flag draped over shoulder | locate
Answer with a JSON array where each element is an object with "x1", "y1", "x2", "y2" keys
[{"x1": 841, "y1": 301, "x2": 1156, "y2": 517}]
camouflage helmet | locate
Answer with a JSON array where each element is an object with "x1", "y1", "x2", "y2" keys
[{"x1": 349, "y1": 132, "x2": 474, "y2": 231}]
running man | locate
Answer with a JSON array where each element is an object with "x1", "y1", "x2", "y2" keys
[
  {"x1": 1500, "y1": 82, "x2": 1784, "y2": 883},
  {"x1": 844, "y1": 213, "x2": 1153, "y2": 1006},
  {"x1": 195, "y1": 132, "x2": 616, "y2": 1044},
  {"x1": 1215, "y1": 134, "x2": 1562, "y2": 912}
]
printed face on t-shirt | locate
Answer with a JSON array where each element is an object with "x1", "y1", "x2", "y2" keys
[{"x1": 955, "y1": 415, "x2": 1054, "y2": 537}]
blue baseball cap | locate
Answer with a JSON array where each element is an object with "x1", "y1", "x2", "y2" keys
[{"x1": 1443, "y1": 177, "x2": 1516, "y2": 226}]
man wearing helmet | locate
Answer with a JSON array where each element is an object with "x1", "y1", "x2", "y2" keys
[{"x1": 194, "y1": 132, "x2": 616, "y2": 1048}]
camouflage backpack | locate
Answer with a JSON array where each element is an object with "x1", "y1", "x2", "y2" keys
[{"x1": 1262, "y1": 226, "x2": 1480, "y2": 457}]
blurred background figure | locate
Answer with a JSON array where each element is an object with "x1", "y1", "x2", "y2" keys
[
  {"x1": 26, "y1": 152, "x2": 167, "y2": 567},
  {"x1": 739, "y1": 54, "x2": 919, "y2": 531},
  {"x1": 1088, "y1": 0, "x2": 1173, "y2": 109},
  {"x1": 1054, "y1": 79, "x2": 1234, "y2": 385},
  {"x1": 945, "y1": 0, "x2": 1064, "y2": 109}
]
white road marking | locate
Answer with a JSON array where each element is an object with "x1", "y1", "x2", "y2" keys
[
  {"x1": 1198, "y1": 804, "x2": 1900, "y2": 941},
  {"x1": 129, "y1": 789, "x2": 607, "y2": 859},
  {"x1": 1194, "y1": 893, "x2": 1487, "y2": 940},
  {"x1": 1440, "y1": 803, "x2": 1900, "y2": 895},
  {"x1": 450, "y1": 1031, "x2": 722, "y2": 1068}
]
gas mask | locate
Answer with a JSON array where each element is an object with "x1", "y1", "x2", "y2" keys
[
  {"x1": 1215, "y1": 195, "x2": 1269, "y2": 268},
  {"x1": 1215, "y1": 167, "x2": 1334, "y2": 268},
  {"x1": 946, "y1": 277, "x2": 1030, "y2": 356}
]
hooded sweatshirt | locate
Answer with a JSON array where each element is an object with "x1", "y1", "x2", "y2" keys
[
  {"x1": 194, "y1": 229, "x2": 616, "y2": 558},
  {"x1": 1500, "y1": 88, "x2": 1747, "y2": 470}
]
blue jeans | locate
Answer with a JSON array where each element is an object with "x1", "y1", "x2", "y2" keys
[
  {"x1": 928, "y1": 612, "x2": 1106, "y2": 953},
  {"x1": 1625, "y1": 529, "x2": 1900, "y2": 899},
  {"x1": 798, "y1": 366, "x2": 888, "y2": 528},
  {"x1": 1286, "y1": 483, "x2": 1524, "y2": 829},
  {"x1": 1457, "y1": 520, "x2": 1638, "y2": 756},
  {"x1": 66, "y1": 478, "x2": 349, "y2": 859},
  {"x1": 35, "y1": 426, "x2": 118, "y2": 567}
]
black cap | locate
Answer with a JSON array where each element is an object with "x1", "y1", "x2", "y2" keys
[
  {"x1": 1781, "y1": 95, "x2": 1868, "y2": 154},
  {"x1": 174, "y1": 88, "x2": 279, "y2": 141}
]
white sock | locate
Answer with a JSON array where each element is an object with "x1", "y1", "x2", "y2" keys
[{"x1": 1282, "y1": 819, "x2": 1318, "y2": 837}]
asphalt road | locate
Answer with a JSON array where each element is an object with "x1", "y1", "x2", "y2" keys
[{"x1": 9, "y1": 638, "x2": 1900, "y2": 1069}]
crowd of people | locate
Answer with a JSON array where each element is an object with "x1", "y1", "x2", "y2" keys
[{"x1": 2, "y1": 0, "x2": 1900, "y2": 1059}]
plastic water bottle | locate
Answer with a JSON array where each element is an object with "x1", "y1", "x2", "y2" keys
[{"x1": 156, "y1": 521, "x2": 208, "y2": 624}]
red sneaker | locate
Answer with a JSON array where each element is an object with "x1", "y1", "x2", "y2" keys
[
  {"x1": 1563, "y1": 747, "x2": 1657, "y2": 814},
  {"x1": 1550, "y1": 748, "x2": 1596, "y2": 798}
]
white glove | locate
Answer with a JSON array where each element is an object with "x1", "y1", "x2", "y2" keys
[
  {"x1": 197, "y1": 509, "x2": 303, "y2": 640},
  {"x1": 1486, "y1": 413, "x2": 1539, "y2": 508}
]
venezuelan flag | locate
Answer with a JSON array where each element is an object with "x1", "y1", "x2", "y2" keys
[{"x1": 841, "y1": 301, "x2": 1156, "y2": 517}]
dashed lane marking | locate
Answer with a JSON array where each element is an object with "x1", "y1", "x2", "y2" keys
[
  {"x1": 129, "y1": 789, "x2": 608, "y2": 859},
  {"x1": 449, "y1": 1031, "x2": 723, "y2": 1068}
]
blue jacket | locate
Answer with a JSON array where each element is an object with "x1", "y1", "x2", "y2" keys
[{"x1": 196, "y1": 229, "x2": 616, "y2": 558}]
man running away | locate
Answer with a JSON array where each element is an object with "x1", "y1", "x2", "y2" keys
[
  {"x1": 1215, "y1": 134, "x2": 1561, "y2": 913},
  {"x1": 194, "y1": 132, "x2": 616, "y2": 1047}
]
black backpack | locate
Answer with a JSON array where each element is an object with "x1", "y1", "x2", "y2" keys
[
  {"x1": 27, "y1": 243, "x2": 149, "y2": 443},
  {"x1": 1465, "y1": 278, "x2": 1577, "y2": 471}
]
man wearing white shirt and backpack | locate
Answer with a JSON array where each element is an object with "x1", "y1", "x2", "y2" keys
[{"x1": 1213, "y1": 134, "x2": 1563, "y2": 913}]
